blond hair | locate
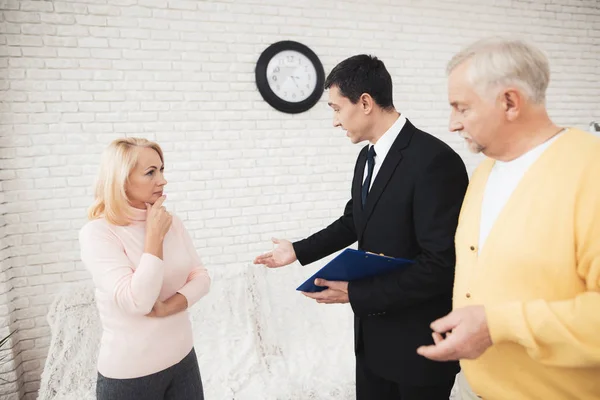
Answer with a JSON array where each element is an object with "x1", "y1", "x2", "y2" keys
[
  {"x1": 447, "y1": 37, "x2": 550, "y2": 104},
  {"x1": 88, "y1": 137, "x2": 164, "y2": 226}
]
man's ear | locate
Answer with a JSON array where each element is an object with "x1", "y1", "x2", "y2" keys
[
  {"x1": 361, "y1": 93, "x2": 374, "y2": 114},
  {"x1": 502, "y1": 88, "x2": 522, "y2": 122}
]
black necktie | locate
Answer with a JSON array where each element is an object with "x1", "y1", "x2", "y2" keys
[{"x1": 361, "y1": 146, "x2": 376, "y2": 209}]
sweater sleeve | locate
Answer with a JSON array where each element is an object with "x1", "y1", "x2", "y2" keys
[
  {"x1": 174, "y1": 216, "x2": 211, "y2": 307},
  {"x1": 486, "y1": 155, "x2": 600, "y2": 367},
  {"x1": 79, "y1": 221, "x2": 164, "y2": 316}
]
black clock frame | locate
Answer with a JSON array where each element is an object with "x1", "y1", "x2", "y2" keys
[{"x1": 255, "y1": 40, "x2": 325, "y2": 114}]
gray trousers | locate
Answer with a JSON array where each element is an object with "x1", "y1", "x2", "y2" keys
[
  {"x1": 455, "y1": 371, "x2": 482, "y2": 399},
  {"x1": 96, "y1": 348, "x2": 204, "y2": 400}
]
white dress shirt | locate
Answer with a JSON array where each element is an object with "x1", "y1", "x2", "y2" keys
[{"x1": 362, "y1": 114, "x2": 407, "y2": 190}]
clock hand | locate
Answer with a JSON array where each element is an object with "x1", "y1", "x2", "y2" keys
[{"x1": 290, "y1": 76, "x2": 300, "y2": 88}]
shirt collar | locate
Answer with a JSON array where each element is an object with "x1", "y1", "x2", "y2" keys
[{"x1": 370, "y1": 114, "x2": 406, "y2": 162}]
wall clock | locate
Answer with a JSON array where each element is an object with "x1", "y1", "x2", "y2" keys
[{"x1": 255, "y1": 40, "x2": 325, "y2": 114}]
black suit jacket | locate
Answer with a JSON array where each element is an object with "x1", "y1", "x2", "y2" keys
[{"x1": 293, "y1": 120, "x2": 468, "y2": 386}]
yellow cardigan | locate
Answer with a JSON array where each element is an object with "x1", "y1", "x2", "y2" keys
[{"x1": 454, "y1": 128, "x2": 600, "y2": 400}]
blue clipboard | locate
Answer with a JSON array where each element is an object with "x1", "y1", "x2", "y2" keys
[{"x1": 296, "y1": 248, "x2": 414, "y2": 293}]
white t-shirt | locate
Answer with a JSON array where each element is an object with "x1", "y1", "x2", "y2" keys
[{"x1": 478, "y1": 130, "x2": 566, "y2": 253}]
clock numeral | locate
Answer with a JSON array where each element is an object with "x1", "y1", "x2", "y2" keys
[
  {"x1": 274, "y1": 67, "x2": 280, "y2": 73},
  {"x1": 292, "y1": 93, "x2": 296, "y2": 99},
  {"x1": 301, "y1": 91, "x2": 305, "y2": 96},
  {"x1": 272, "y1": 75, "x2": 277, "y2": 81},
  {"x1": 306, "y1": 84, "x2": 310, "y2": 88},
  {"x1": 276, "y1": 85, "x2": 280, "y2": 90}
]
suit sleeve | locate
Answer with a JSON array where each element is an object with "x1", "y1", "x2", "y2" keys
[
  {"x1": 293, "y1": 198, "x2": 357, "y2": 265},
  {"x1": 292, "y1": 149, "x2": 366, "y2": 265},
  {"x1": 348, "y1": 149, "x2": 468, "y2": 316}
]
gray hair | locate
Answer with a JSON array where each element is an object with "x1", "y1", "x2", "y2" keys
[{"x1": 446, "y1": 37, "x2": 550, "y2": 104}]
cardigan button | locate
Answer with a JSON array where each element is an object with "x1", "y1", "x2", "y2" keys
[
  {"x1": 470, "y1": 246, "x2": 475, "y2": 251},
  {"x1": 466, "y1": 293, "x2": 471, "y2": 298}
]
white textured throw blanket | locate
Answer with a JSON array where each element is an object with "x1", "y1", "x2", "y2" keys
[
  {"x1": 39, "y1": 282, "x2": 101, "y2": 400},
  {"x1": 39, "y1": 264, "x2": 459, "y2": 399}
]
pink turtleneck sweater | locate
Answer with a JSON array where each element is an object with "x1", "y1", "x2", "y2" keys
[{"x1": 79, "y1": 208, "x2": 211, "y2": 379}]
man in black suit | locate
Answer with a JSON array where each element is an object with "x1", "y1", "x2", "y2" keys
[{"x1": 254, "y1": 55, "x2": 468, "y2": 399}]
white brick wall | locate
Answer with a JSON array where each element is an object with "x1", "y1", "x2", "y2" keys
[{"x1": 1, "y1": 0, "x2": 599, "y2": 398}]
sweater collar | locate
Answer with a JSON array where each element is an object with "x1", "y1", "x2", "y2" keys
[{"x1": 127, "y1": 206, "x2": 147, "y2": 222}]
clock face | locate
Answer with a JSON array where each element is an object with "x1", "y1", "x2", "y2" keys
[
  {"x1": 255, "y1": 41, "x2": 325, "y2": 114},
  {"x1": 266, "y1": 50, "x2": 318, "y2": 103}
]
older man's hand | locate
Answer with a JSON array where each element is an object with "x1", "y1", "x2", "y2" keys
[{"x1": 417, "y1": 305, "x2": 493, "y2": 361}]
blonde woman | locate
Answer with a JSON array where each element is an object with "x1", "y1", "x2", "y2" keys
[{"x1": 79, "y1": 137, "x2": 210, "y2": 400}]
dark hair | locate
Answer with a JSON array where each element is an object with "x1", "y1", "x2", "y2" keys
[{"x1": 324, "y1": 54, "x2": 394, "y2": 110}]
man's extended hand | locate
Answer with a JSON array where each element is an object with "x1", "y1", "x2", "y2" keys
[
  {"x1": 302, "y1": 279, "x2": 349, "y2": 304},
  {"x1": 253, "y1": 238, "x2": 297, "y2": 268},
  {"x1": 417, "y1": 305, "x2": 493, "y2": 361}
]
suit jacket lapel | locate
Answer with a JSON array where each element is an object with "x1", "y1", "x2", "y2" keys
[{"x1": 358, "y1": 119, "x2": 415, "y2": 238}]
